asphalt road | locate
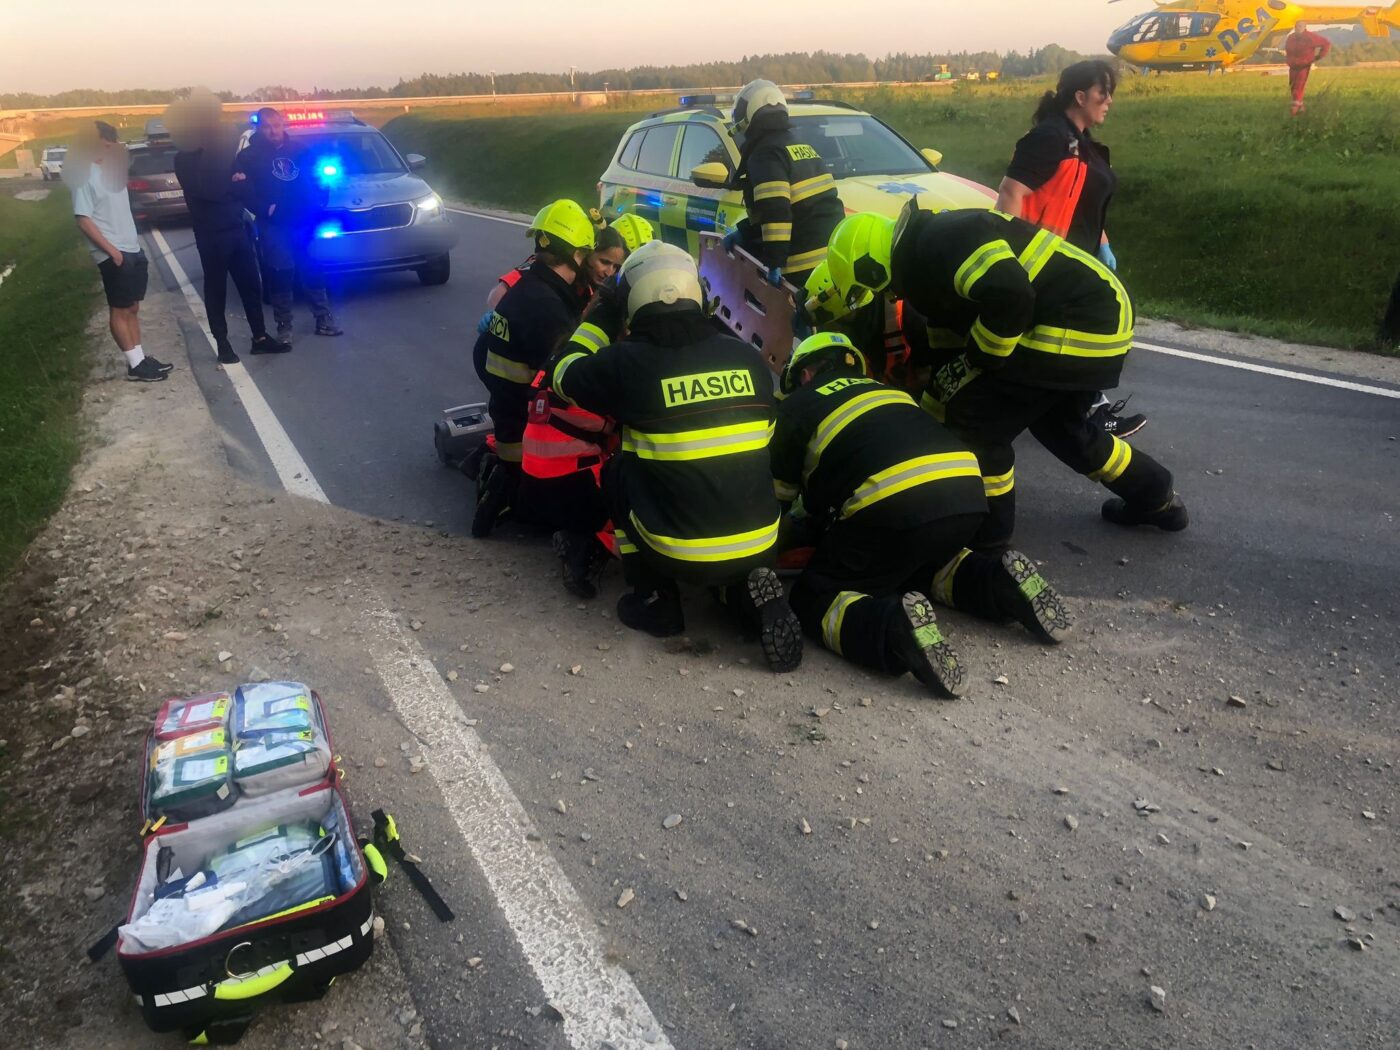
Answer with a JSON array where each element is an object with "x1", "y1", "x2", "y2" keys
[{"x1": 142, "y1": 210, "x2": 1400, "y2": 1050}]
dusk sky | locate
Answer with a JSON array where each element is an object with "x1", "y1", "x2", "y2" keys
[{"x1": 3, "y1": 0, "x2": 1146, "y2": 94}]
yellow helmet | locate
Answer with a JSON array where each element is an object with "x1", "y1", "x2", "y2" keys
[
  {"x1": 610, "y1": 213, "x2": 655, "y2": 255},
  {"x1": 528, "y1": 199, "x2": 597, "y2": 254},
  {"x1": 827, "y1": 213, "x2": 895, "y2": 311},
  {"x1": 732, "y1": 79, "x2": 787, "y2": 135},
  {"x1": 803, "y1": 261, "x2": 869, "y2": 325},
  {"x1": 618, "y1": 241, "x2": 702, "y2": 320},
  {"x1": 780, "y1": 331, "x2": 867, "y2": 397}
]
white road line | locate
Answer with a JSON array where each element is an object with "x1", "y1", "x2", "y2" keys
[
  {"x1": 446, "y1": 206, "x2": 530, "y2": 227},
  {"x1": 146, "y1": 227, "x2": 671, "y2": 1050},
  {"x1": 147, "y1": 228, "x2": 330, "y2": 503},
  {"x1": 366, "y1": 600, "x2": 673, "y2": 1050},
  {"x1": 1134, "y1": 340, "x2": 1400, "y2": 400}
]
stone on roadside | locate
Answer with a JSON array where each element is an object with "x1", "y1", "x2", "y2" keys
[
  {"x1": 71, "y1": 725, "x2": 90, "y2": 739},
  {"x1": 1334, "y1": 905, "x2": 1355, "y2": 922},
  {"x1": 1064, "y1": 814, "x2": 1079, "y2": 831},
  {"x1": 446, "y1": 670, "x2": 459, "y2": 682},
  {"x1": 500, "y1": 662, "x2": 515, "y2": 673},
  {"x1": 1148, "y1": 986, "x2": 1167, "y2": 1013},
  {"x1": 1226, "y1": 695, "x2": 1248, "y2": 708},
  {"x1": 800, "y1": 818, "x2": 812, "y2": 836},
  {"x1": 373, "y1": 757, "x2": 386, "y2": 768},
  {"x1": 554, "y1": 799, "x2": 567, "y2": 815},
  {"x1": 1007, "y1": 1006, "x2": 1022, "y2": 1025},
  {"x1": 662, "y1": 813, "x2": 683, "y2": 830},
  {"x1": 474, "y1": 683, "x2": 490, "y2": 694},
  {"x1": 1202, "y1": 894, "x2": 1217, "y2": 912},
  {"x1": 993, "y1": 674, "x2": 1009, "y2": 686},
  {"x1": 217, "y1": 650, "x2": 233, "y2": 663},
  {"x1": 616, "y1": 888, "x2": 634, "y2": 909}
]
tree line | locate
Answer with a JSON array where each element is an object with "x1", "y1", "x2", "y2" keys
[{"x1": 6, "y1": 35, "x2": 1396, "y2": 110}]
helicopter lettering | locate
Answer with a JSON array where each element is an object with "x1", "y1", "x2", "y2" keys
[{"x1": 1217, "y1": 6, "x2": 1280, "y2": 53}]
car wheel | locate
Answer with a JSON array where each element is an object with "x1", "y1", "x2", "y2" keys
[{"x1": 417, "y1": 253, "x2": 451, "y2": 286}]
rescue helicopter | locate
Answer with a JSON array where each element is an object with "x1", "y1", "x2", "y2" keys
[{"x1": 1106, "y1": 0, "x2": 1400, "y2": 71}]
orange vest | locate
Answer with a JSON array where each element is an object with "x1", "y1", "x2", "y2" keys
[
  {"x1": 1020, "y1": 157, "x2": 1085, "y2": 242},
  {"x1": 520, "y1": 373, "x2": 613, "y2": 480}
]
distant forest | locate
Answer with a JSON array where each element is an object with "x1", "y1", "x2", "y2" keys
[{"x1": 4, "y1": 34, "x2": 1397, "y2": 109}]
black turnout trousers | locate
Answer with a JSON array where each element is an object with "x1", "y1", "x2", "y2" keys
[{"x1": 938, "y1": 375, "x2": 1174, "y2": 549}]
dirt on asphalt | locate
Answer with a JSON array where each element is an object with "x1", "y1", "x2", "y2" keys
[{"x1": 1, "y1": 282, "x2": 1397, "y2": 1049}]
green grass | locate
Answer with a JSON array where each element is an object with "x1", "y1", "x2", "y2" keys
[
  {"x1": 383, "y1": 69, "x2": 1400, "y2": 350},
  {"x1": 0, "y1": 190, "x2": 100, "y2": 579}
]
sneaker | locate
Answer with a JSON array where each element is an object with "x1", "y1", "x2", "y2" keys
[
  {"x1": 215, "y1": 338, "x2": 240, "y2": 364},
  {"x1": 126, "y1": 357, "x2": 169, "y2": 382},
  {"x1": 1102, "y1": 493, "x2": 1190, "y2": 532},
  {"x1": 146, "y1": 356, "x2": 175, "y2": 374},
  {"x1": 889, "y1": 592, "x2": 966, "y2": 698},
  {"x1": 277, "y1": 324, "x2": 294, "y2": 345},
  {"x1": 995, "y1": 549, "x2": 1073, "y2": 645},
  {"x1": 315, "y1": 319, "x2": 344, "y2": 337},
  {"x1": 470, "y1": 456, "x2": 511, "y2": 538},
  {"x1": 617, "y1": 588, "x2": 685, "y2": 638},
  {"x1": 250, "y1": 334, "x2": 292, "y2": 355},
  {"x1": 747, "y1": 567, "x2": 803, "y2": 673},
  {"x1": 553, "y1": 531, "x2": 598, "y2": 600},
  {"x1": 1089, "y1": 396, "x2": 1146, "y2": 438}
]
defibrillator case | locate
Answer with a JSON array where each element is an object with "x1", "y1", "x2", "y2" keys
[{"x1": 120, "y1": 689, "x2": 379, "y2": 1044}]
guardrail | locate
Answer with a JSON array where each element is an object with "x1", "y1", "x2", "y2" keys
[{"x1": 0, "y1": 81, "x2": 952, "y2": 122}]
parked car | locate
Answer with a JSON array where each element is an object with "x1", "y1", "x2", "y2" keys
[
  {"x1": 40, "y1": 146, "x2": 67, "y2": 181},
  {"x1": 239, "y1": 110, "x2": 458, "y2": 286},
  {"x1": 127, "y1": 144, "x2": 188, "y2": 224},
  {"x1": 597, "y1": 94, "x2": 996, "y2": 255}
]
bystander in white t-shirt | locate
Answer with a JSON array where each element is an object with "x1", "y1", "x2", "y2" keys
[{"x1": 71, "y1": 161, "x2": 140, "y2": 264}]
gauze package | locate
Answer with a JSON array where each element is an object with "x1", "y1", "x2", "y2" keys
[{"x1": 231, "y1": 683, "x2": 331, "y2": 795}]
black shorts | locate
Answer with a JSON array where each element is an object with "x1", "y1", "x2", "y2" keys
[{"x1": 98, "y1": 251, "x2": 148, "y2": 309}]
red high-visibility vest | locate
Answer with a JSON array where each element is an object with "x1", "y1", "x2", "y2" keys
[{"x1": 520, "y1": 373, "x2": 614, "y2": 480}]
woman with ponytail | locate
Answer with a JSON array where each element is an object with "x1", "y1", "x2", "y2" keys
[{"x1": 995, "y1": 60, "x2": 1145, "y2": 437}]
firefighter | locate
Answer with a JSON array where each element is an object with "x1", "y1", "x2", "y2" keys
[
  {"x1": 824, "y1": 207, "x2": 1189, "y2": 549},
  {"x1": 472, "y1": 200, "x2": 596, "y2": 537},
  {"x1": 548, "y1": 243, "x2": 803, "y2": 672},
  {"x1": 773, "y1": 332, "x2": 1073, "y2": 696},
  {"x1": 722, "y1": 79, "x2": 845, "y2": 290},
  {"x1": 520, "y1": 214, "x2": 657, "y2": 599}
]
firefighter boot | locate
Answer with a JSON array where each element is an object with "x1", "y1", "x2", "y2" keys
[
  {"x1": 1102, "y1": 493, "x2": 1189, "y2": 532},
  {"x1": 553, "y1": 531, "x2": 599, "y2": 600},
  {"x1": 747, "y1": 567, "x2": 803, "y2": 673},
  {"x1": 471, "y1": 456, "x2": 515, "y2": 538},
  {"x1": 993, "y1": 549, "x2": 1073, "y2": 644},
  {"x1": 887, "y1": 592, "x2": 966, "y2": 699},
  {"x1": 617, "y1": 583, "x2": 685, "y2": 638}
]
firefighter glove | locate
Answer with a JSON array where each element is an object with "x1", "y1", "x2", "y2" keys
[{"x1": 1098, "y1": 242, "x2": 1117, "y2": 272}]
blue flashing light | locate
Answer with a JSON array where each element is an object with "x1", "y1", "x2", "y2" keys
[
  {"x1": 320, "y1": 163, "x2": 339, "y2": 178},
  {"x1": 249, "y1": 112, "x2": 259, "y2": 125},
  {"x1": 315, "y1": 222, "x2": 341, "y2": 240},
  {"x1": 313, "y1": 155, "x2": 345, "y2": 188}
]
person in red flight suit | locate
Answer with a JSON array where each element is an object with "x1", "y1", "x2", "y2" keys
[{"x1": 1285, "y1": 23, "x2": 1332, "y2": 116}]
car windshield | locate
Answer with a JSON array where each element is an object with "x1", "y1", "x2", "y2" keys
[
  {"x1": 293, "y1": 131, "x2": 405, "y2": 176},
  {"x1": 129, "y1": 151, "x2": 175, "y2": 175},
  {"x1": 48, "y1": 148, "x2": 67, "y2": 158},
  {"x1": 788, "y1": 114, "x2": 928, "y2": 178}
]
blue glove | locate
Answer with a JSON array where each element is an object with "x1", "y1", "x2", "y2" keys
[
  {"x1": 721, "y1": 229, "x2": 742, "y2": 253},
  {"x1": 792, "y1": 306, "x2": 813, "y2": 341},
  {"x1": 476, "y1": 311, "x2": 492, "y2": 336},
  {"x1": 1098, "y1": 242, "x2": 1117, "y2": 272},
  {"x1": 766, "y1": 266, "x2": 784, "y2": 288}
]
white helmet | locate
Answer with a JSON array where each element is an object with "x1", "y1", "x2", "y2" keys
[
  {"x1": 732, "y1": 79, "x2": 787, "y2": 135},
  {"x1": 619, "y1": 241, "x2": 702, "y2": 320}
]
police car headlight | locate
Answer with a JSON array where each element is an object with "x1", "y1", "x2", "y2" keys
[{"x1": 415, "y1": 193, "x2": 444, "y2": 220}]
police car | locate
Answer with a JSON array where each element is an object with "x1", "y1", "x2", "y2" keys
[
  {"x1": 597, "y1": 94, "x2": 996, "y2": 253},
  {"x1": 241, "y1": 110, "x2": 458, "y2": 285}
]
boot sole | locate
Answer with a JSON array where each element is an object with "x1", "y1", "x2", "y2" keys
[
  {"x1": 552, "y1": 532, "x2": 597, "y2": 600},
  {"x1": 1000, "y1": 550, "x2": 1073, "y2": 644},
  {"x1": 896, "y1": 592, "x2": 965, "y2": 698},
  {"x1": 748, "y1": 568, "x2": 802, "y2": 673}
]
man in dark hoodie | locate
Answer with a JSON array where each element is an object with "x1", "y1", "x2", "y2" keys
[
  {"x1": 169, "y1": 91, "x2": 289, "y2": 364},
  {"x1": 233, "y1": 107, "x2": 342, "y2": 342},
  {"x1": 722, "y1": 79, "x2": 845, "y2": 290}
]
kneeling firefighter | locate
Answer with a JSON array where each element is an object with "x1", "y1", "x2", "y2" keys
[
  {"x1": 519, "y1": 213, "x2": 656, "y2": 599},
  {"x1": 825, "y1": 206, "x2": 1189, "y2": 549},
  {"x1": 772, "y1": 332, "x2": 1073, "y2": 697},
  {"x1": 472, "y1": 200, "x2": 596, "y2": 537},
  {"x1": 548, "y1": 243, "x2": 803, "y2": 672}
]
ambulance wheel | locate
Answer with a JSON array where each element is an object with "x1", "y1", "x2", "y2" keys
[{"x1": 417, "y1": 253, "x2": 451, "y2": 286}]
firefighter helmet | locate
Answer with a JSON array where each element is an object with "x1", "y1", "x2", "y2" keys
[
  {"x1": 827, "y1": 213, "x2": 895, "y2": 310},
  {"x1": 780, "y1": 331, "x2": 868, "y2": 397},
  {"x1": 527, "y1": 199, "x2": 597, "y2": 254},
  {"x1": 732, "y1": 79, "x2": 787, "y2": 135},
  {"x1": 803, "y1": 261, "x2": 868, "y2": 325},
  {"x1": 618, "y1": 241, "x2": 702, "y2": 320},
  {"x1": 610, "y1": 213, "x2": 655, "y2": 255}
]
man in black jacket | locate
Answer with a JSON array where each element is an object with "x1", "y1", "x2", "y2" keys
[
  {"x1": 170, "y1": 93, "x2": 289, "y2": 364},
  {"x1": 234, "y1": 107, "x2": 341, "y2": 342},
  {"x1": 723, "y1": 80, "x2": 845, "y2": 290}
]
